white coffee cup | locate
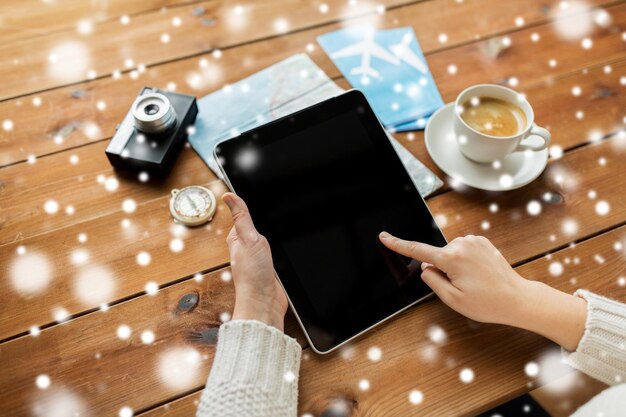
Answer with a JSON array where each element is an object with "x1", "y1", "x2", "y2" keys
[{"x1": 453, "y1": 84, "x2": 551, "y2": 163}]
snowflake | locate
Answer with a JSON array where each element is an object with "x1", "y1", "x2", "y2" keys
[
  {"x1": 70, "y1": 249, "x2": 90, "y2": 265},
  {"x1": 489, "y1": 203, "x2": 499, "y2": 213},
  {"x1": 438, "y1": 33, "x2": 448, "y2": 44},
  {"x1": 75, "y1": 266, "x2": 115, "y2": 305},
  {"x1": 459, "y1": 368, "x2": 474, "y2": 383},
  {"x1": 554, "y1": 2, "x2": 593, "y2": 40},
  {"x1": 581, "y1": 38, "x2": 593, "y2": 49},
  {"x1": 595, "y1": 200, "x2": 610, "y2": 216},
  {"x1": 273, "y1": 18, "x2": 288, "y2": 33},
  {"x1": 548, "y1": 261, "x2": 564, "y2": 276},
  {"x1": 561, "y1": 218, "x2": 579, "y2": 235},
  {"x1": 408, "y1": 389, "x2": 424, "y2": 404},
  {"x1": 172, "y1": 17, "x2": 182, "y2": 27},
  {"x1": 10, "y1": 251, "x2": 52, "y2": 295},
  {"x1": 169, "y1": 238, "x2": 184, "y2": 252},
  {"x1": 447, "y1": 64, "x2": 457, "y2": 75},
  {"x1": 319, "y1": 3, "x2": 329, "y2": 13},
  {"x1": 531, "y1": 33, "x2": 540, "y2": 42},
  {"x1": 36, "y1": 374, "x2": 51, "y2": 390},
  {"x1": 120, "y1": 15, "x2": 130, "y2": 25},
  {"x1": 358, "y1": 379, "x2": 370, "y2": 390},
  {"x1": 499, "y1": 174, "x2": 513, "y2": 188},
  {"x1": 525, "y1": 362, "x2": 540, "y2": 377},
  {"x1": 526, "y1": 200, "x2": 542, "y2": 216},
  {"x1": 158, "y1": 347, "x2": 201, "y2": 390},
  {"x1": 122, "y1": 199, "x2": 136, "y2": 213},
  {"x1": 145, "y1": 281, "x2": 159, "y2": 295},
  {"x1": 284, "y1": 371, "x2": 296, "y2": 383},
  {"x1": 219, "y1": 312, "x2": 231, "y2": 323},
  {"x1": 427, "y1": 325, "x2": 447, "y2": 344},
  {"x1": 160, "y1": 33, "x2": 171, "y2": 44},
  {"x1": 141, "y1": 330, "x2": 155, "y2": 345},
  {"x1": 53, "y1": 307, "x2": 70, "y2": 323},
  {"x1": 117, "y1": 325, "x2": 132, "y2": 340},
  {"x1": 44, "y1": 199, "x2": 59, "y2": 214},
  {"x1": 119, "y1": 407, "x2": 134, "y2": 417},
  {"x1": 548, "y1": 59, "x2": 557, "y2": 68},
  {"x1": 136, "y1": 251, "x2": 151, "y2": 266},
  {"x1": 367, "y1": 346, "x2": 382, "y2": 362}
]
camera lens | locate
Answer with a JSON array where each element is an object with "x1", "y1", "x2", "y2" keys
[
  {"x1": 132, "y1": 93, "x2": 177, "y2": 134},
  {"x1": 144, "y1": 104, "x2": 160, "y2": 116}
]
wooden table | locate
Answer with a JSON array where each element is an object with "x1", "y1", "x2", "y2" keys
[{"x1": 1, "y1": 1, "x2": 625, "y2": 416}]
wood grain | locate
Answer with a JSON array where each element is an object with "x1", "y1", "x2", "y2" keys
[
  {"x1": 0, "y1": 0, "x2": 419, "y2": 100},
  {"x1": 0, "y1": 0, "x2": 621, "y2": 166},
  {"x1": 22, "y1": 222, "x2": 621, "y2": 417},
  {"x1": 0, "y1": 0, "x2": 195, "y2": 45}
]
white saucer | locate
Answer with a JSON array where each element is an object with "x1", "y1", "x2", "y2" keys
[{"x1": 425, "y1": 103, "x2": 548, "y2": 192}]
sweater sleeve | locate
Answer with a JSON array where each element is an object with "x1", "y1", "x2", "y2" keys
[
  {"x1": 196, "y1": 320, "x2": 302, "y2": 417},
  {"x1": 562, "y1": 290, "x2": 626, "y2": 385}
]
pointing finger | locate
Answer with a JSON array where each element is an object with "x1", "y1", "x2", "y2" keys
[{"x1": 379, "y1": 232, "x2": 444, "y2": 266}]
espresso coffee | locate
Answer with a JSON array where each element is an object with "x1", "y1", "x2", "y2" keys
[{"x1": 460, "y1": 97, "x2": 527, "y2": 137}]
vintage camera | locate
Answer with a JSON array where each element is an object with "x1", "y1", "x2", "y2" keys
[{"x1": 106, "y1": 87, "x2": 198, "y2": 177}]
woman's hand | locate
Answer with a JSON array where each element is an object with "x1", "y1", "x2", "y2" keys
[
  {"x1": 378, "y1": 232, "x2": 587, "y2": 351},
  {"x1": 223, "y1": 193, "x2": 288, "y2": 331}
]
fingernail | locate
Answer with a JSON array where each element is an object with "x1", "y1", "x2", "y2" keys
[
  {"x1": 379, "y1": 231, "x2": 390, "y2": 239},
  {"x1": 222, "y1": 193, "x2": 234, "y2": 209}
]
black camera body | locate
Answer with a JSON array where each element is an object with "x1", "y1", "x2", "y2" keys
[{"x1": 105, "y1": 87, "x2": 198, "y2": 177}]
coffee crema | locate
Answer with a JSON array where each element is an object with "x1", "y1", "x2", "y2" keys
[{"x1": 460, "y1": 97, "x2": 527, "y2": 137}]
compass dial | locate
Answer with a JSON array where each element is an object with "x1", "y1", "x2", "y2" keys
[{"x1": 169, "y1": 186, "x2": 216, "y2": 226}]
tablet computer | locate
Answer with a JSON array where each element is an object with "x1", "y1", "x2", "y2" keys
[{"x1": 214, "y1": 90, "x2": 447, "y2": 353}]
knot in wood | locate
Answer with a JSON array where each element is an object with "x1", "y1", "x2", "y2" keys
[
  {"x1": 320, "y1": 396, "x2": 357, "y2": 417},
  {"x1": 177, "y1": 292, "x2": 199, "y2": 312}
]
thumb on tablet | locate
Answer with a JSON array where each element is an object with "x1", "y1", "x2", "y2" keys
[
  {"x1": 223, "y1": 192, "x2": 260, "y2": 244},
  {"x1": 379, "y1": 231, "x2": 442, "y2": 267}
]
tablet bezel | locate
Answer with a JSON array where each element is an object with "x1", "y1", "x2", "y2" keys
[{"x1": 214, "y1": 89, "x2": 446, "y2": 354}]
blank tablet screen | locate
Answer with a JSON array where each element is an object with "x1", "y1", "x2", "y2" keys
[{"x1": 215, "y1": 90, "x2": 447, "y2": 353}]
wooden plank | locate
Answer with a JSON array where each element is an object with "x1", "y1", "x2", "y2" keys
[
  {"x1": 0, "y1": 0, "x2": 622, "y2": 166},
  {"x1": 0, "y1": 265, "x2": 306, "y2": 417},
  {"x1": 0, "y1": 176, "x2": 229, "y2": 341},
  {"x1": 296, "y1": 224, "x2": 626, "y2": 417},
  {"x1": 0, "y1": 143, "x2": 217, "y2": 246},
  {"x1": 0, "y1": 0, "x2": 417, "y2": 100},
  {"x1": 0, "y1": 0, "x2": 195, "y2": 45},
  {"x1": 25, "y1": 222, "x2": 622, "y2": 417},
  {"x1": 140, "y1": 391, "x2": 201, "y2": 417}
]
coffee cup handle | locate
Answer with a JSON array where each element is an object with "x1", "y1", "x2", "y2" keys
[{"x1": 516, "y1": 124, "x2": 551, "y2": 152}]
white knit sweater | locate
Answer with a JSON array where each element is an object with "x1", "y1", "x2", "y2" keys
[{"x1": 197, "y1": 291, "x2": 626, "y2": 417}]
